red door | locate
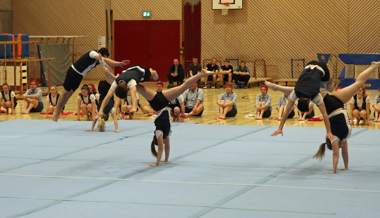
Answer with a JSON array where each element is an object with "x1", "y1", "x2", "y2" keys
[
  {"x1": 114, "y1": 21, "x2": 149, "y2": 76},
  {"x1": 114, "y1": 20, "x2": 180, "y2": 81}
]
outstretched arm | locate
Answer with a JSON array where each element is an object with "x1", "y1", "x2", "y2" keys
[
  {"x1": 318, "y1": 102, "x2": 333, "y2": 140},
  {"x1": 325, "y1": 140, "x2": 339, "y2": 173},
  {"x1": 149, "y1": 134, "x2": 164, "y2": 166},
  {"x1": 86, "y1": 118, "x2": 97, "y2": 131},
  {"x1": 95, "y1": 89, "x2": 115, "y2": 119}
]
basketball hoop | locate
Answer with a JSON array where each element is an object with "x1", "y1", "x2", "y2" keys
[{"x1": 218, "y1": 2, "x2": 230, "y2": 15}]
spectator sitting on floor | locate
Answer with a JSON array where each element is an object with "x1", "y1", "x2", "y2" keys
[
  {"x1": 22, "y1": 81, "x2": 44, "y2": 114},
  {"x1": 0, "y1": 83, "x2": 17, "y2": 115},
  {"x1": 183, "y1": 82, "x2": 204, "y2": 117},
  {"x1": 296, "y1": 100, "x2": 315, "y2": 121},
  {"x1": 255, "y1": 85, "x2": 272, "y2": 120},
  {"x1": 216, "y1": 83, "x2": 237, "y2": 120},
  {"x1": 276, "y1": 93, "x2": 295, "y2": 120}
]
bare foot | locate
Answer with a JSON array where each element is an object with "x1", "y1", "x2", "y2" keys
[
  {"x1": 265, "y1": 81, "x2": 277, "y2": 91},
  {"x1": 201, "y1": 69, "x2": 214, "y2": 76},
  {"x1": 52, "y1": 111, "x2": 60, "y2": 122}
]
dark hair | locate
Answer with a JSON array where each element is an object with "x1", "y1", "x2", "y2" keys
[
  {"x1": 297, "y1": 98, "x2": 309, "y2": 112},
  {"x1": 115, "y1": 83, "x2": 128, "y2": 99},
  {"x1": 2, "y1": 83, "x2": 9, "y2": 87},
  {"x1": 224, "y1": 59, "x2": 230, "y2": 63},
  {"x1": 98, "y1": 47, "x2": 110, "y2": 57},
  {"x1": 193, "y1": 56, "x2": 198, "y2": 60},
  {"x1": 88, "y1": 83, "x2": 97, "y2": 93},
  {"x1": 313, "y1": 138, "x2": 332, "y2": 160},
  {"x1": 102, "y1": 113, "x2": 110, "y2": 121},
  {"x1": 151, "y1": 135, "x2": 158, "y2": 157},
  {"x1": 79, "y1": 85, "x2": 90, "y2": 97},
  {"x1": 240, "y1": 61, "x2": 246, "y2": 64}
]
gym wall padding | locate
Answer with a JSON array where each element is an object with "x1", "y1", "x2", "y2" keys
[{"x1": 39, "y1": 43, "x2": 71, "y2": 86}]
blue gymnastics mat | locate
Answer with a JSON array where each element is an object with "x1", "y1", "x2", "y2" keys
[{"x1": 0, "y1": 119, "x2": 379, "y2": 218}]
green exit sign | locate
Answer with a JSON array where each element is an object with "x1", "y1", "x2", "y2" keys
[{"x1": 143, "y1": 12, "x2": 151, "y2": 17}]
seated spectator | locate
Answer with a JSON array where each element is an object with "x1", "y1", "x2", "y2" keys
[
  {"x1": 297, "y1": 100, "x2": 315, "y2": 121},
  {"x1": 204, "y1": 58, "x2": 219, "y2": 89},
  {"x1": 44, "y1": 86, "x2": 61, "y2": 118},
  {"x1": 350, "y1": 86, "x2": 370, "y2": 125},
  {"x1": 216, "y1": 84, "x2": 237, "y2": 120},
  {"x1": 88, "y1": 83, "x2": 100, "y2": 105},
  {"x1": 167, "y1": 59, "x2": 184, "y2": 86},
  {"x1": 276, "y1": 93, "x2": 295, "y2": 120},
  {"x1": 168, "y1": 95, "x2": 185, "y2": 122},
  {"x1": 220, "y1": 60, "x2": 233, "y2": 87},
  {"x1": 233, "y1": 61, "x2": 251, "y2": 89},
  {"x1": 22, "y1": 81, "x2": 44, "y2": 114},
  {"x1": 374, "y1": 89, "x2": 380, "y2": 122},
  {"x1": 0, "y1": 83, "x2": 17, "y2": 115},
  {"x1": 183, "y1": 82, "x2": 204, "y2": 116},
  {"x1": 189, "y1": 56, "x2": 202, "y2": 84},
  {"x1": 76, "y1": 85, "x2": 96, "y2": 121},
  {"x1": 255, "y1": 85, "x2": 271, "y2": 120}
]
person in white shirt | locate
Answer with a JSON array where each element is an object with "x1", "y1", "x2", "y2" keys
[
  {"x1": 350, "y1": 86, "x2": 371, "y2": 125},
  {"x1": 44, "y1": 86, "x2": 61, "y2": 118},
  {"x1": 76, "y1": 85, "x2": 96, "y2": 121},
  {"x1": 0, "y1": 83, "x2": 17, "y2": 115},
  {"x1": 53, "y1": 48, "x2": 129, "y2": 122}
]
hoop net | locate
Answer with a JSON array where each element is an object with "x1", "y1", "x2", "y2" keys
[{"x1": 218, "y1": 3, "x2": 230, "y2": 15}]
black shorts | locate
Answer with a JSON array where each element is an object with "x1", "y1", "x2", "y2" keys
[
  {"x1": 169, "y1": 103, "x2": 180, "y2": 111},
  {"x1": 329, "y1": 110, "x2": 352, "y2": 142},
  {"x1": 287, "y1": 110, "x2": 295, "y2": 118},
  {"x1": 155, "y1": 109, "x2": 171, "y2": 139},
  {"x1": 263, "y1": 109, "x2": 272, "y2": 118},
  {"x1": 207, "y1": 75, "x2": 216, "y2": 81},
  {"x1": 226, "y1": 105, "x2": 238, "y2": 117},
  {"x1": 63, "y1": 67, "x2": 83, "y2": 92},
  {"x1": 222, "y1": 74, "x2": 230, "y2": 82},
  {"x1": 185, "y1": 106, "x2": 204, "y2": 116},
  {"x1": 30, "y1": 102, "x2": 44, "y2": 112}
]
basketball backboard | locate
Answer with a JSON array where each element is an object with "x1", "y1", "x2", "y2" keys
[{"x1": 212, "y1": 0, "x2": 243, "y2": 10}]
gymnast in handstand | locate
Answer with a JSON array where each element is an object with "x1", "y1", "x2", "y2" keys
[
  {"x1": 266, "y1": 61, "x2": 380, "y2": 173},
  {"x1": 136, "y1": 70, "x2": 212, "y2": 166}
]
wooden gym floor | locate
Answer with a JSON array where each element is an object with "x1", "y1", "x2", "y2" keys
[{"x1": 0, "y1": 80, "x2": 379, "y2": 130}]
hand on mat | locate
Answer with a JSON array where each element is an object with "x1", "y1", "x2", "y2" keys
[
  {"x1": 160, "y1": 160, "x2": 167, "y2": 162},
  {"x1": 148, "y1": 163, "x2": 157, "y2": 166},
  {"x1": 325, "y1": 171, "x2": 336, "y2": 174},
  {"x1": 271, "y1": 129, "x2": 283, "y2": 136},
  {"x1": 85, "y1": 129, "x2": 93, "y2": 131},
  {"x1": 337, "y1": 168, "x2": 347, "y2": 170},
  {"x1": 114, "y1": 130, "x2": 120, "y2": 133}
]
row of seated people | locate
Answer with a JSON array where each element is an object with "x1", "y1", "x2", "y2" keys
[
  {"x1": 1, "y1": 81, "x2": 380, "y2": 124},
  {"x1": 167, "y1": 57, "x2": 251, "y2": 89}
]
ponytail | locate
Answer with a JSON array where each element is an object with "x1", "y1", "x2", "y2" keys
[
  {"x1": 151, "y1": 135, "x2": 158, "y2": 157},
  {"x1": 313, "y1": 138, "x2": 332, "y2": 160}
]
